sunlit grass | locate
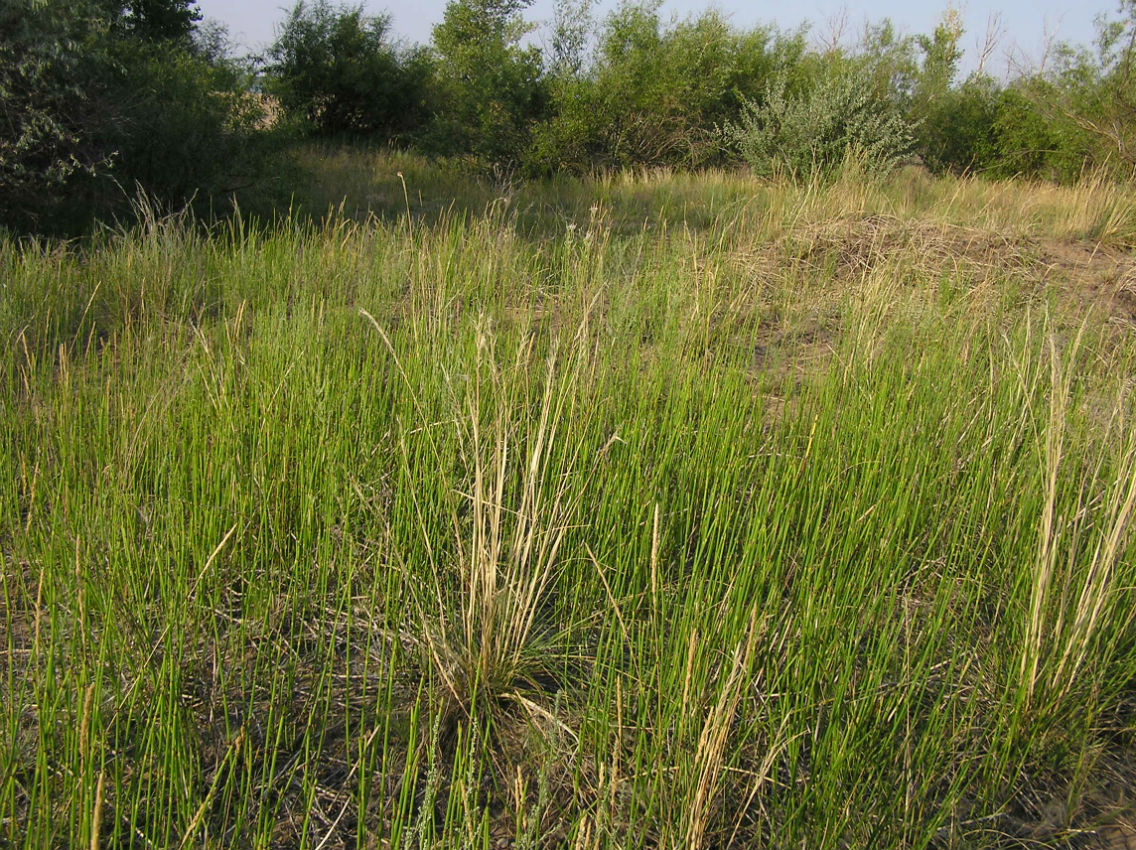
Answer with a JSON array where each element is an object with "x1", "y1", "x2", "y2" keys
[{"x1": 3, "y1": 152, "x2": 1136, "y2": 848}]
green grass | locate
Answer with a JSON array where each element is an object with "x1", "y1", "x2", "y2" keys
[{"x1": 4, "y1": 152, "x2": 1136, "y2": 848}]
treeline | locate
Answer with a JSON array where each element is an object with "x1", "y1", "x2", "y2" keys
[
  {"x1": 249, "y1": 0, "x2": 1136, "y2": 181},
  {"x1": 4, "y1": 0, "x2": 1136, "y2": 234}
]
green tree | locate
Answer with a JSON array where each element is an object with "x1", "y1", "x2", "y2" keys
[
  {"x1": 267, "y1": 1, "x2": 431, "y2": 138},
  {"x1": 428, "y1": 0, "x2": 547, "y2": 164},
  {"x1": 529, "y1": 2, "x2": 806, "y2": 172},
  {"x1": 102, "y1": 41, "x2": 280, "y2": 205},
  {"x1": 549, "y1": 0, "x2": 593, "y2": 77},
  {"x1": 1044, "y1": 0, "x2": 1136, "y2": 172},
  {"x1": 989, "y1": 80, "x2": 1087, "y2": 180},
  {"x1": 905, "y1": 10, "x2": 973, "y2": 172},
  {"x1": 113, "y1": 0, "x2": 203, "y2": 42},
  {"x1": 916, "y1": 74, "x2": 1002, "y2": 174},
  {"x1": 1, "y1": 0, "x2": 279, "y2": 233},
  {"x1": 0, "y1": 0, "x2": 117, "y2": 229},
  {"x1": 851, "y1": 20, "x2": 921, "y2": 108},
  {"x1": 913, "y1": 9, "x2": 963, "y2": 103}
]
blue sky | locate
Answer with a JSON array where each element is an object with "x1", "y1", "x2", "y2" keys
[{"x1": 194, "y1": 0, "x2": 1118, "y2": 77}]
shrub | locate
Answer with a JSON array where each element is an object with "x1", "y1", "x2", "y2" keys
[
  {"x1": 111, "y1": 0, "x2": 202, "y2": 42},
  {"x1": 528, "y1": 3, "x2": 806, "y2": 173},
  {"x1": 101, "y1": 41, "x2": 284, "y2": 209},
  {"x1": 266, "y1": 0, "x2": 432, "y2": 140},
  {"x1": 988, "y1": 82, "x2": 1088, "y2": 181},
  {"x1": 0, "y1": 0, "x2": 117, "y2": 231},
  {"x1": 724, "y1": 71, "x2": 916, "y2": 181},
  {"x1": 1036, "y1": 2, "x2": 1136, "y2": 176},
  {"x1": 0, "y1": 0, "x2": 283, "y2": 233},
  {"x1": 916, "y1": 75, "x2": 1002, "y2": 174},
  {"x1": 426, "y1": 0, "x2": 548, "y2": 165}
]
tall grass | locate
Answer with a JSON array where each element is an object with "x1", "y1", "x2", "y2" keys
[{"x1": 3, "y1": 153, "x2": 1136, "y2": 848}]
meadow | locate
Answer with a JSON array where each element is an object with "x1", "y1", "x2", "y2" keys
[{"x1": 4, "y1": 150, "x2": 1136, "y2": 848}]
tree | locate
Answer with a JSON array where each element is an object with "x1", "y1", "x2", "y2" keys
[
  {"x1": 549, "y1": 0, "x2": 593, "y2": 78},
  {"x1": 852, "y1": 20, "x2": 921, "y2": 109},
  {"x1": 906, "y1": 10, "x2": 970, "y2": 172},
  {"x1": 114, "y1": 0, "x2": 203, "y2": 42},
  {"x1": 1045, "y1": 0, "x2": 1136, "y2": 171},
  {"x1": 914, "y1": 8, "x2": 963, "y2": 101},
  {"x1": 428, "y1": 0, "x2": 547, "y2": 164},
  {"x1": 529, "y1": 3, "x2": 806, "y2": 173},
  {"x1": 724, "y1": 70, "x2": 917, "y2": 181},
  {"x1": 0, "y1": 0, "x2": 118, "y2": 229},
  {"x1": 267, "y1": 1, "x2": 431, "y2": 138},
  {"x1": 1, "y1": 0, "x2": 279, "y2": 233},
  {"x1": 915, "y1": 74, "x2": 1002, "y2": 174}
]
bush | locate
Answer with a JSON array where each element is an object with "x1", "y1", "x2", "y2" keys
[
  {"x1": 916, "y1": 75, "x2": 1002, "y2": 174},
  {"x1": 111, "y1": 0, "x2": 203, "y2": 42},
  {"x1": 427, "y1": 0, "x2": 548, "y2": 165},
  {"x1": 101, "y1": 42, "x2": 284, "y2": 209},
  {"x1": 1034, "y1": 3, "x2": 1136, "y2": 177},
  {"x1": 724, "y1": 71, "x2": 916, "y2": 181},
  {"x1": 528, "y1": 3, "x2": 806, "y2": 173},
  {"x1": 266, "y1": 1, "x2": 432, "y2": 140},
  {"x1": 0, "y1": 0, "x2": 283, "y2": 233},
  {"x1": 0, "y1": 0, "x2": 117, "y2": 230},
  {"x1": 986, "y1": 83, "x2": 1088, "y2": 181}
]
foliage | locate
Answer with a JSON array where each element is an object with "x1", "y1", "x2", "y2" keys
[
  {"x1": 6, "y1": 0, "x2": 1136, "y2": 233},
  {"x1": 1041, "y1": 1, "x2": 1136, "y2": 174},
  {"x1": 109, "y1": 0, "x2": 203, "y2": 43},
  {"x1": 725, "y1": 70, "x2": 917, "y2": 181},
  {"x1": 900, "y1": 13, "x2": 1031, "y2": 178},
  {"x1": 529, "y1": 3, "x2": 806, "y2": 173},
  {"x1": 548, "y1": 0, "x2": 594, "y2": 77},
  {"x1": 898, "y1": 10, "x2": 1091, "y2": 181},
  {"x1": 848, "y1": 20, "x2": 922, "y2": 108},
  {"x1": 986, "y1": 81, "x2": 1088, "y2": 181},
  {"x1": 916, "y1": 74, "x2": 1002, "y2": 174},
  {"x1": 266, "y1": 0, "x2": 431, "y2": 139},
  {"x1": 102, "y1": 42, "x2": 283, "y2": 208},
  {"x1": 427, "y1": 0, "x2": 547, "y2": 164},
  {"x1": 0, "y1": 0, "x2": 282, "y2": 233},
  {"x1": 916, "y1": 2, "x2": 1136, "y2": 182},
  {"x1": 0, "y1": 0, "x2": 116, "y2": 230}
]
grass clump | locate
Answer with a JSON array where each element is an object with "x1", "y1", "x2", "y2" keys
[{"x1": 372, "y1": 310, "x2": 590, "y2": 738}]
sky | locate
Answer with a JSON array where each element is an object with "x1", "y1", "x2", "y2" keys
[{"x1": 193, "y1": 0, "x2": 1119, "y2": 77}]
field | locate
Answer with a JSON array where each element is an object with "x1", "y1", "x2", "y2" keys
[{"x1": 4, "y1": 150, "x2": 1136, "y2": 848}]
